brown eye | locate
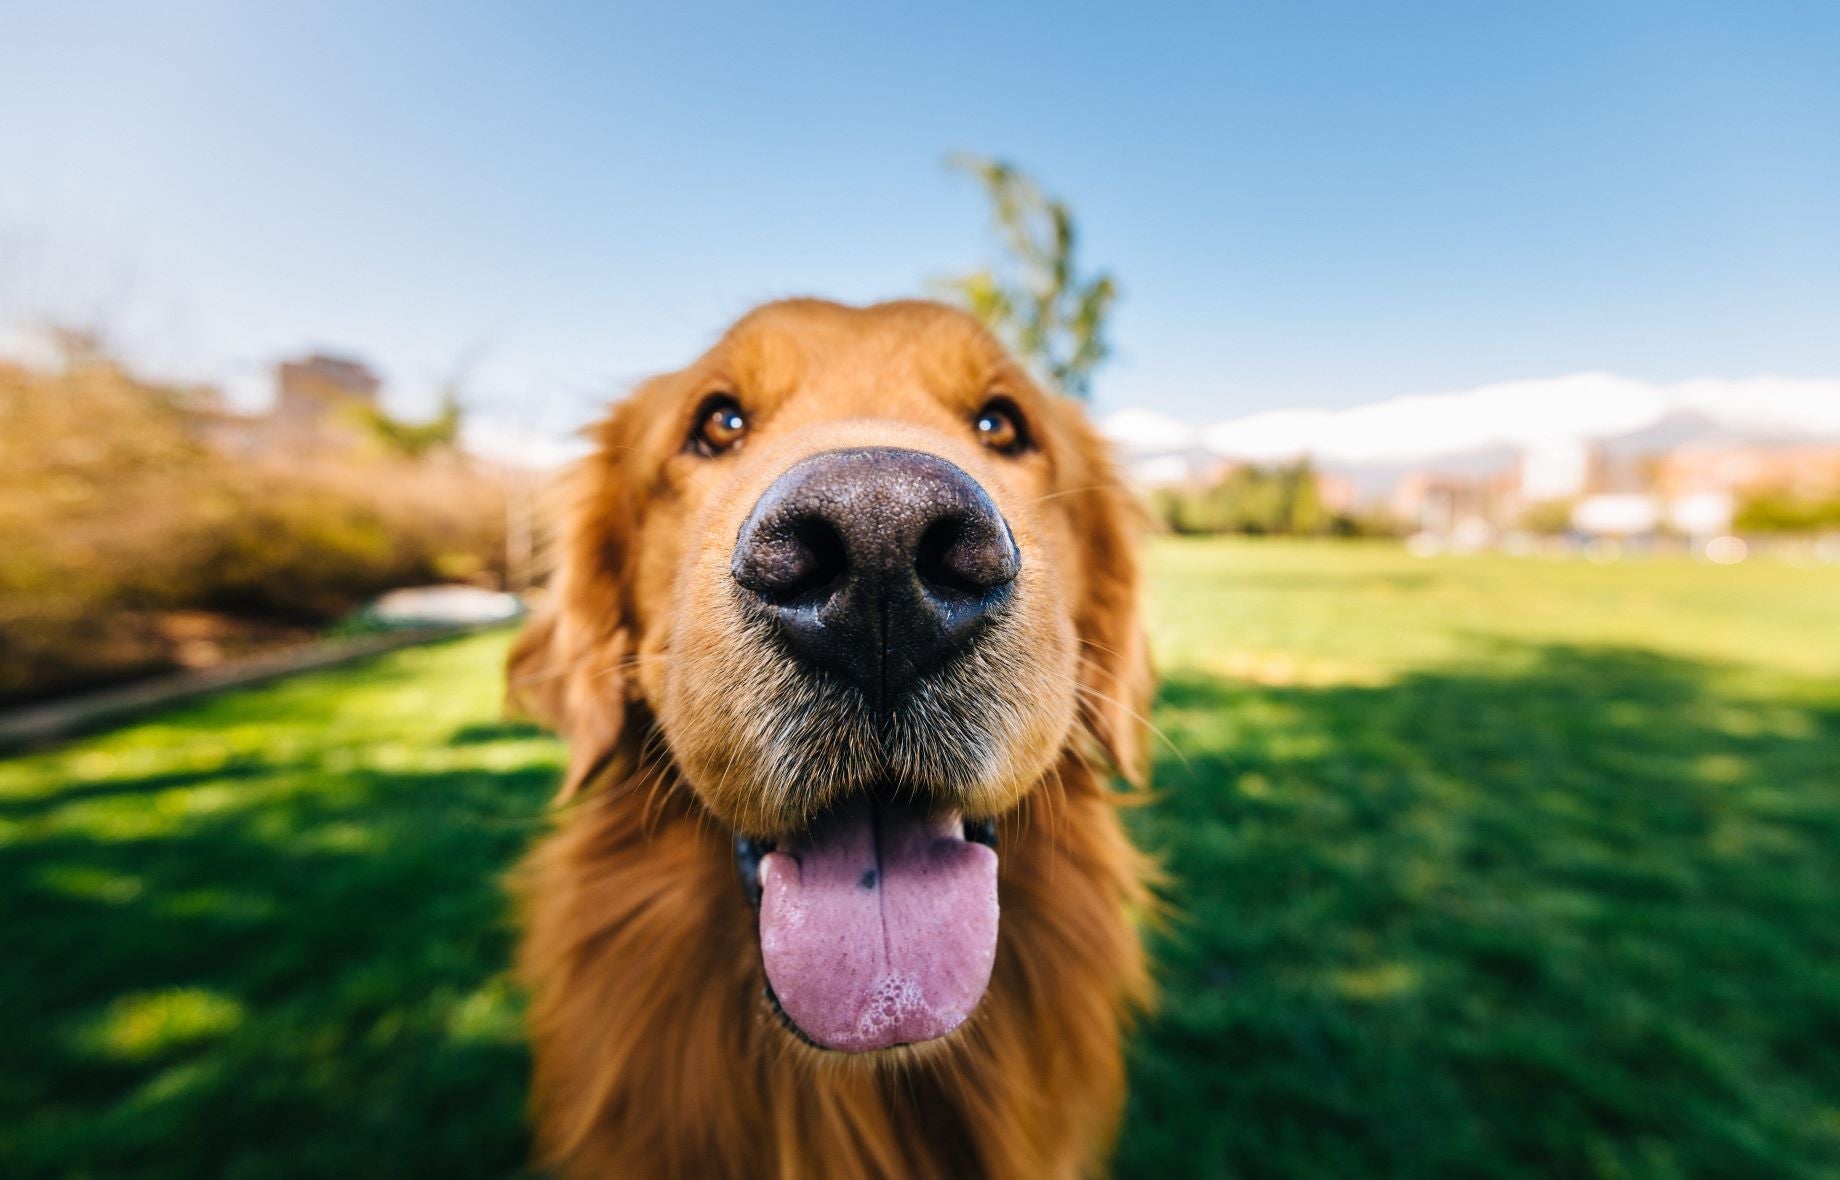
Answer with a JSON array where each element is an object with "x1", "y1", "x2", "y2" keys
[
  {"x1": 974, "y1": 398, "x2": 1029, "y2": 455},
  {"x1": 690, "y1": 394, "x2": 747, "y2": 456}
]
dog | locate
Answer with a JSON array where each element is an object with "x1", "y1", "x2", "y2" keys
[{"x1": 508, "y1": 298, "x2": 1153, "y2": 1178}]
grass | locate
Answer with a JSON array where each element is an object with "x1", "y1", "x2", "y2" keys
[
  {"x1": 1126, "y1": 541, "x2": 1840, "y2": 1179},
  {"x1": 4, "y1": 540, "x2": 1838, "y2": 1177},
  {"x1": 0, "y1": 637, "x2": 558, "y2": 1177}
]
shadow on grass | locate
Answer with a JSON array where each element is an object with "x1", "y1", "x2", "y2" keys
[
  {"x1": 447, "y1": 719, "x2": 548, "y2": 746},
  {"x1": 0, "y1": 758, "x2": 282, "y2": 820},
  {"x1": 1120, "y1": 644, "x2": 1840, "y2": 1179},
  {"x1": 0, "y1": 750, "x2": 555, "y2": 1179},
  {"x1": 3, "y1": 641, "x2": 1836, "y2": 1179}
]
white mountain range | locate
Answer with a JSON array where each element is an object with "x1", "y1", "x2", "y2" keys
[{"x1": 1101, "y1": 373, "x2": 1840, "y2": 468}]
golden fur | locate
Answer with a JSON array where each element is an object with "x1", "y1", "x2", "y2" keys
[{"x1": 509, "y1": 299, "x2": 1154, "y2": 1178}]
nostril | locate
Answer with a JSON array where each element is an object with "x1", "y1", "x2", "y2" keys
[
  {"x1": 915, "y1": 518, "x2": 977, "y2": 597},
  {"x1": 915, "y1": 515, "x2": 1019, "y2": 598},
  {"x1": 784, "y1": 517, "x2": 848, "y2": 603},
  {"x1": 737, "y1": 514, "x2": 849, "y2": 605}
]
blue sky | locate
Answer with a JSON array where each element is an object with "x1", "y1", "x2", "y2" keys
[{"x1": 3, "y1": 1, "x2": 1837, "y2": 436}]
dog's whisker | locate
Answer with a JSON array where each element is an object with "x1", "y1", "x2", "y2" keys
[
  {"x1": 1039, "y1": 763, "x2": 1065, "y2": 892},
  {"x1": 1073, "y1": 680, "x2": 1186, "y2": 768},
  {"x1": 1027, "y1": 482, "x2": 1143, "y2": 506},
  {"x1": 1076, "y1": 635, "x2": 1129, "y2": 661},
  {"x1": 635, "y1": 730, "x2": 679, "y2": 838}
]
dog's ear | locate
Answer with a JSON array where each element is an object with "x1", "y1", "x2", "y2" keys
[
  {"x1": 505, "y1": 401, "x2": 644, "y2": 801},
  {"x1": 1060, "y1": 405, "x2": 1155, "y2": 785},
  {"x1": 507, "y1": 606, "x2": 632, "y2": 801}
]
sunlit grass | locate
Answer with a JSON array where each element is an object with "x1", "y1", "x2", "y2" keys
[
  {"x1": 0, "y1": 631, "x2": 558, "y2": 1177},
  {"x1": 74, "y1": 988, "x2": 246, "y2": 1062},
  {"x1": 3, "y1": 543, "x2": 1839, "y2": 1178},
  {"x1": 1122, "y1": 540, "x2": 1840, "y2": 1178}
]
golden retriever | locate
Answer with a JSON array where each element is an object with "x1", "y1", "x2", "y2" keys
[{"x1": 508, "y1": 298, "x2": 1153, "y2": 1178}]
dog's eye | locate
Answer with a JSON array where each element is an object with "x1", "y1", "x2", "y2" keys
[
  {"x1": 690, "y1": 395, "x2": 748, "y2": 456},
  {"x1": 974, "y1": 398, "x2": 1030, "y2": 456}
]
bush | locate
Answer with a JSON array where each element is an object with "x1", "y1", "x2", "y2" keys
[
  {"x1": 1519, "y1": 498, "x2": 1577, "y2": 536},
  {"x1": 0, "y1": 358, "x2": 510, "y2": 703},
  {"x1": 1734, "y1": 489, "x2": 1840, "y2": 534},
  {"x1": 1150, "y1": 459, "x2": 1393, "y2": 537}
]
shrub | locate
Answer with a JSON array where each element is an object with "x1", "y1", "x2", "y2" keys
[
  {"x1": 1149, "y1": 459, "x2": 1392, "y2": 537},
  {"x1": 1734, "y1": 489, "x2": 1840, "y2": 534},
  {"x1": 0, "y1": 358, "x2": 510, "y2": 703}
]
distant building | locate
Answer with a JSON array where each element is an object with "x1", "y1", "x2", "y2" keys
[
  {"x1": 1519, "y1": 437, "x2": 1591, "y2": 502},
  {"x1": 1668, "y1": 491, "x2": 1735, "y2": 537},
  {"x1": 185, "y1": 352, "x2": 386, "y2": 458},
  {"x1": 270, "y1": 354, "x2": 380, "y2": 449},
  {"x1": 1571, "y1": 494, "x2": 1661, "y2": 536},
  {"x1": 1389, "y1": 469, "x2": 1517, "y2": 537},
  {"x1": 237, "y1": 353, "x2": 379, "y2": 453},
  {"x1": 1654, "y1": 443, "x2": 1840, "y2": 500},
  {"x1": 1315, "y1": 471, "x2": 1358, "y2": 515}
]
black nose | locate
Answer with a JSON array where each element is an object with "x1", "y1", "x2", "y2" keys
[{"x1": 731, "y1": 447, "x2": 1021, "y2": 705}]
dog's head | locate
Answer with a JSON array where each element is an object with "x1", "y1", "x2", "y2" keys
[{"x1": 511, "y1": 298, "x2": 1147, "y2": 1054}]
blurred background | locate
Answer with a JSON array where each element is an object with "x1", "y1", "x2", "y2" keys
[{"x1": 3, "y1": 4, "x2": 1838, "y2": 1177}]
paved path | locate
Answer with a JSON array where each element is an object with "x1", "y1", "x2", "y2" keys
[{"x1": 0, "y1": 624, "x2": 500, "y2": 754}]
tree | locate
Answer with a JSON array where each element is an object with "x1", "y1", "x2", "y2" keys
[
  {"x1": 1147, "y1": 459, "x2": 1383, "y2": 537},
  {"x1": 943, "y1": 154, "x2": 1117, "y2": 400},
  {"x1": 355, "y1": 391, "x2": 463, "y2": 458},
  {"x1": 1734, "y1": 489, "x2": 1840, "y2": 533}
]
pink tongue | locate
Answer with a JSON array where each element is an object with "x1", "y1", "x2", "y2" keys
[{"x1": 758, "y1": 798, "x2": 999, "y2": 1052}]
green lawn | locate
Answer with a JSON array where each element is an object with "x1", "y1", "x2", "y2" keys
[
  {"x1": 0, "y1": 639, "x2": 558, "y2": 1177},
  {"x1": 4, "y1": 540, "x2": 1839, "y2": 1178}
]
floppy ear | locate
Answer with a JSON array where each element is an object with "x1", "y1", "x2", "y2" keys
[
  {"x1": 1062, "y1": 407, "x2": 1155, "y2": 785},
  {"x1": 505, "y1": 404, "x2": 643, "y2": 801},
  {"x1": 507, "y1": 605, "x2": 632, "y2": 801}
]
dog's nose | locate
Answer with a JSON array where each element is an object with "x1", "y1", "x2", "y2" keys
[{"x1": 732, "y1": 446, "x2": 1020, "y2": 704}]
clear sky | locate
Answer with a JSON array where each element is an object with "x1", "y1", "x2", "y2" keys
[{"x1": 3, "y1": 1, "x2": 1837, "y2": 438}]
